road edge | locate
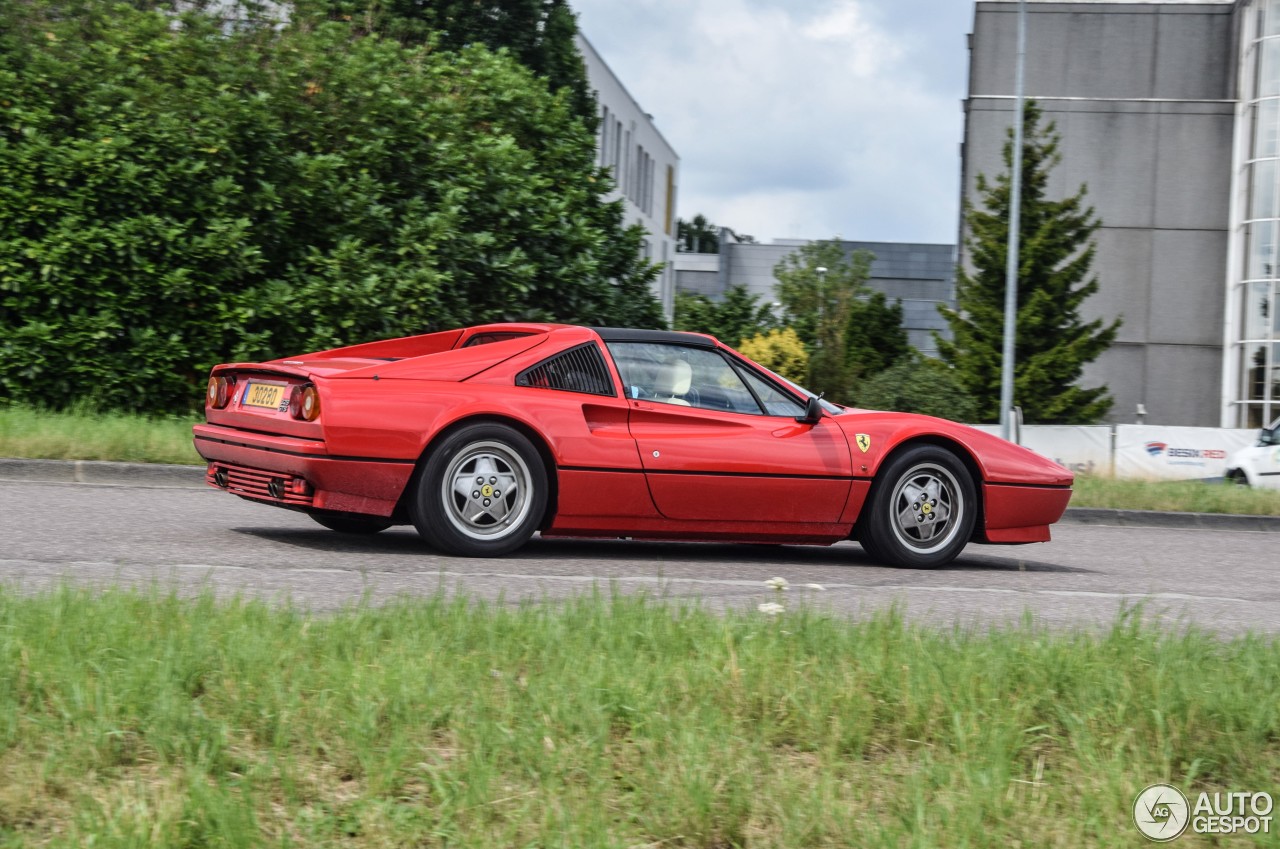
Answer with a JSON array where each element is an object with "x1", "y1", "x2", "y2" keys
[{"x1": 0, "y1": 458, "x2": 205, "y2": 488}]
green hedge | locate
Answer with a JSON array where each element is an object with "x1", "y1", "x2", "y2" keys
[{"x1": 0, "y1": 1, "x2": 661, "y2": 413}]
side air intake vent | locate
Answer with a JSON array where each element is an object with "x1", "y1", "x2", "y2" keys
[{"x1": 516, "y1": 344, "x2": 615, "y2": 396}]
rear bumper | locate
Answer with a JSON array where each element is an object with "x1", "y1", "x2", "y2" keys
[
  {"x1": 193, "y1": 424, "x2": 415, "y2": 517},
  {"x1": 978, "y1": 482, "x2": 1073, "y2": 544}
]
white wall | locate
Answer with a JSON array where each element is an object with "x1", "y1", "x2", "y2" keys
[
  {"x1": 973, "y1": 423, "x2": 1259, "y2": 480},
  {"x1": 577, "y1": 34, "x2": 680, "y2": 322}
]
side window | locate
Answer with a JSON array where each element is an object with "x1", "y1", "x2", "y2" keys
[
  {"x1": 738, "y1": 368, "x2": 806, "y2": 417},
  {"x1": 606, "y1": 342, "x2": 764, "y2": 414},
  {"x1": 516, "y1": 344, "x2": 616, "y2": 396}
]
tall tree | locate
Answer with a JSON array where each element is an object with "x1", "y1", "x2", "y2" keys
[
  {"x1": 845, "y1": 291, "x2": 909, "y2": 383},
  {"x1": 297, "y1": 0, "x2": 596, "y2": 123},
  {"x1": 938, "y1": 101, "x2": 1120, "y2": 424},
  {"x1": 774, "y1": 241, "x2": 911, "y2": 401},
  {"x1": 0, "y1": 0, "x2": 660, "y2": 413}
]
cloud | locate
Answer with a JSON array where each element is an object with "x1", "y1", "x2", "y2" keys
[{"x1": 573, "y1": 0, "x2": 971, "y2": 244}]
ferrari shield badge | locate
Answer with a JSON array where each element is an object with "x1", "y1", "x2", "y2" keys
[{"x1": 855, "y1": 433, "x2": 871, "y2": 453}]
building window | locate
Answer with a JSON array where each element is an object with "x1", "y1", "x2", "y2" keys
[
  {"x1": 613, "y1": 119, "x2": 622, "y2": 172},
  {"x1": 1231, "y1": 0, "x2": 1280, "y2": 425},
  {"x1": 599, "y1": 105, "x2": 610, "y2": 168}
]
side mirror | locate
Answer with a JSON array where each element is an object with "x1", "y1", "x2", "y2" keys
[
  {"x1": 1261, "y1": 427, "x2": 1278, "y2": 446},
  {"x1": 795, "y1": 395, "x2": 823, "y2": 425}
]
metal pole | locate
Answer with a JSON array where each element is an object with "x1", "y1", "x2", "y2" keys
[
  {"x1": 1000, "y1": 0, "x2": 1027, "y2": 441},
  {"x1": 816, "y1": 266, "x2": 828, "y2": 348}
]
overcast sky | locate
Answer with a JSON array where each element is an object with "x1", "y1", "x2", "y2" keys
[{"x1": 571, "y1": 0, "x2": 975, "y2": 246}]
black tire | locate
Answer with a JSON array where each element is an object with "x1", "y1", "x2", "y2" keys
[
  {"x1": 411, "y1": 422, "x2": 547, "y2": 556},
  {"x1": 856, "y1": 444, "x2": 976, "y2": 568},
  {"x1": 1227, "y1": 469, "x2": 1250, "y2": 487},
  {"x1": 310, "y1": 514, "x2": 394, "y2": 534}
]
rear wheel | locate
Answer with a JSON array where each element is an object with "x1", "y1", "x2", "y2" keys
[
  {"x1": 857, "y1": 445, "x2": 976, "y2": 568},
  {"x1": 411, "y1": 423, "x2": 547, "y2": 557},
  {"x1": 310, "y1": 514, "x2": 393, "y2": 534}
]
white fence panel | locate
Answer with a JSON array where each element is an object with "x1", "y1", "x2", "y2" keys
[
  {"x1": 962, "y1": 424, "x2": 1259, "y2": 480},
  {"x1": 1114, "y1": 425, "x2": 1257, "y2": 480},
  {"x1": 1017, "y1": 426, "x2": 1113, "y2": 477},
  {"x1": 964, "y1": 424, "x2": 1112, "y2": 475}
]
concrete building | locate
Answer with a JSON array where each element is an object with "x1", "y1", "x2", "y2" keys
[
  {"x1": 674, "y1": 239, "x2": 956, "y2": 356},
  {"x1": 965, "y1": 0, "x2": 1280, "y2": 428},
  {"x1": 577, "y1": 35, "x2": 680, "y2": 322}
]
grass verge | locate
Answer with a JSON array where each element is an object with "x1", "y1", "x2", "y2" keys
[
  {"x1": 1070, "y1": 474, "x2": 1280, "y2": 516},
  {"x1": 0, "y1": 587, "x2": 1276, "y2": 847},
  {"x1": 0, "y1": 403, "x2": 200, "y2": 465}
]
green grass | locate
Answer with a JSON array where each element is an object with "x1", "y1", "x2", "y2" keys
[
  {"x1": 0, "y1": 403, "x2": 200, "y2": 465},
  {"x1": 1070, "y1": 474, "x2": 1280, "y2": 516},
  {"x1": 0, "y1": 587, "x2": 1276, "y2": 847}
]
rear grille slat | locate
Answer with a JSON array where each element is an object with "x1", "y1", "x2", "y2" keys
[{"x1": 207, "y1": 463, "x2": 314, "y2": 507}]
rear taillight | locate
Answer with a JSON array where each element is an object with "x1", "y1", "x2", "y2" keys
[
  {"x1": 206, "y1": 375, "x2": 236, "y2": 409},
  {"x1": 289, "y1": 384, "x2": 321, "y2": 421}
]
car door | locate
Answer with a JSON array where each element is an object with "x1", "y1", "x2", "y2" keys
[
  {"x1": 604, "y1": 341, "x2": 853, "y2": 523},
  {"x1": 1256, "y1": 418, "x2": 1280, "y2": 489}
]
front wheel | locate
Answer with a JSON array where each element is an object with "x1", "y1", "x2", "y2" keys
[
  {"x1": 411, "y1": 423, "x2": 547, "y2": 557},
  {"x1": 857, "y1": 445, "x2": 976, "y2": 568}
]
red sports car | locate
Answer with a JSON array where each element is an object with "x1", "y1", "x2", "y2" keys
[{"x1": 194, "y1": 323, "x2": 1072, "y2": 567}]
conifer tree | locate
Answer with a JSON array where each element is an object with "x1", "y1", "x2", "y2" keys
[{"x1": 938, "y1": 102, "x2": 1120, "y2": 423}]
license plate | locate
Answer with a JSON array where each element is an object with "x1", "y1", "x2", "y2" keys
[{"x1": 242, "y1": 382, "x2": 286, "y2": 410}]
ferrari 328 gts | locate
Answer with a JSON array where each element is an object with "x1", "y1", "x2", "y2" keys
[{"x1": 194, "y1": 324, "x2": 1072, "y2": 568}]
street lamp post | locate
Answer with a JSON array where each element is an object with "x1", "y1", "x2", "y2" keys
[
  {"x1": 1000, "y1": 0, "x2": 1028, "y2": 442},
  {"x1": 816, "y1": 266, "x2": 828, "y2": 348}
]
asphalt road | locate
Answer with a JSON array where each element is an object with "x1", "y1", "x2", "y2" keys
[{"x1": 2, "y1": 478, "x2": 1278, "y2": 635}]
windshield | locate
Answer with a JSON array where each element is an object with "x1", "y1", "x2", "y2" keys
[{"x1": 771, "y1": 372, "x2": 846, "y2": 415}]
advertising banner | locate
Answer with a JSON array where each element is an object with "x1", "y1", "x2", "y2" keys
[
  {"x1": 1114, "y1": 425, "x2": 1258, "y2": 480},
  {"x1": 965, "y1": 424, "x2": 1260, "y2": 480}
]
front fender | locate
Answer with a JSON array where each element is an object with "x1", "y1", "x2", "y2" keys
[{"x1": 834, "y1": 412, "x2": 1073, "y2": 487}]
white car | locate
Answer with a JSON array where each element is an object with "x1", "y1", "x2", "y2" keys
[{"x1": 1226, "y1": 416, "x2": 1280, "y2": 489}]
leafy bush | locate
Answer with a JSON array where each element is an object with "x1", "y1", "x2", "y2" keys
[
  {"x1": 737, "y1": 327, "x2": 809, "y2": 385},
  {"x1": 853, "y1": 352, "x2": 979, "y2": 420},
  {"x1": 0, "y1": 0, "x2": 660, "y2": 413},
  {"x1": 673, "y1": 284, "x2": 777, "y2": 347}
]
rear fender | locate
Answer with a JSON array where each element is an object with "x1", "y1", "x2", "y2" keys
[{"x1": 393, "y1": 414, "x2": 560, "y2": 529}]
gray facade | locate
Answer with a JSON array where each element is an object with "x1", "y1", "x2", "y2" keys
[
  {"x1": 577, "y1": 35, "x2": 680, "y2": 322},
  {"x1": 675, "y1": 240, "x2": 956, "y2": 356},
  {"x1": 965, "y1": 1, "x2": 1236, "y2": 427}
]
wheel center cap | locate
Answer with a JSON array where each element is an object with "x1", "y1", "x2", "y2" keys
[
  {"x1": 481, "y1": 484, "x2": 494, "y2": 498},
  {"x1": 922, "y1": 503, "x2": 932, "y2": 515}
]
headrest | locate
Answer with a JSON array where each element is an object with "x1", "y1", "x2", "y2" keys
[{"x1": 652, "y1": 359, "x2": 692, "y2": 397}]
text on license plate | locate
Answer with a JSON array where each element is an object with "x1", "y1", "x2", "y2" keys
[{"x1": 243, "y1": 382, "x2": 286, "y2": 410}]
